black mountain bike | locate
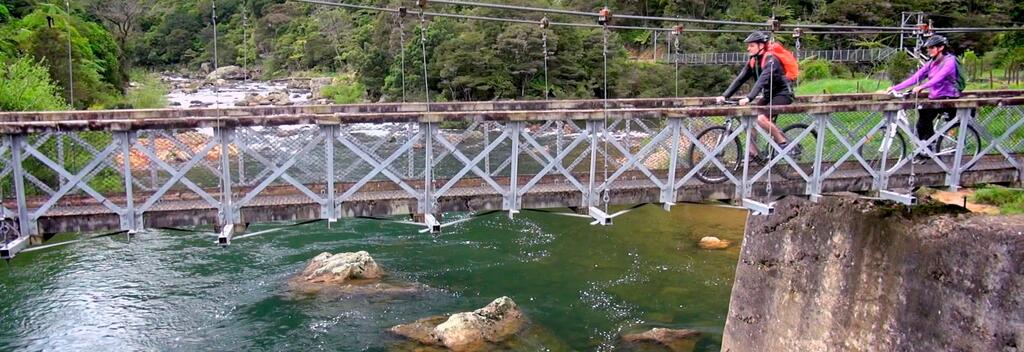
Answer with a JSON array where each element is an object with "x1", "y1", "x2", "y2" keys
[{"x1": 687, "y1": 100, "x2": 817, "y2": 184}]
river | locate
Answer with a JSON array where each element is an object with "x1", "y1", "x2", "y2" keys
[
  {"x1": 1, "y1": 79, "x2": 748, "y2": 351},
  {"x1": 0, "y1": 203, "x2": 746, "y2": 351}
]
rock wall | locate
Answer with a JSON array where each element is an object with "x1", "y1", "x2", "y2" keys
[{"x1": 722, "y1": 196, "x2": 1024, "y2": 352}]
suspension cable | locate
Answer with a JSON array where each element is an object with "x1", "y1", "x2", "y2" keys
[
  {"x1": 417, "y1": 0, "x2": 436, "y2": 213},
  {"x1": 398, "y1": 8, "x2": 414, "y2": 177},
  {"x1": 398, "y1": 9, "x2": 408, "y2": 103},
  {"x1": 671, "y1": 26, "x2": 681, "y2": 97},
  {"x1": 418, "y1": 3, "x2": 431, "y2": 108},
  {"x1": 299, "y1": 0, "x2": 1021, "y2": 37},
  {"x1": 416, "y1": 0, "x2": 1024, "y2": 32},
  {"x1": 541, "y1": 17, "x2": 550, "y2": 100},
  {"x1": 242, "y1": 1, "x2": 248, "y2": 83},
  {"x1": 600, "y1": 8, "x2": 611, "y2": 212},
  {"x1": 212, "y1": 0, "x2": 221, "y2": 114},
  {"x1": 765, "y1": 21, "x2": 777, "y2": 199},
  {"x1": 429, "y1": 0, "x2": 763, "y2": 27},
  {"x1": 64, "y1": 0, "x2": 74, "y2": 106}
]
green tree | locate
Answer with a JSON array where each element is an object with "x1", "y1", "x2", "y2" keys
[
  {"x1": 0, "y1": 55, "x2": 68, "y2": 111},
  {"x1": 433, "y1": 29, "x2": 514, "y2": 101},
  {"x1": 496, "y1": 24, "x2": 547, "y2": 99},
  {"x1": 4, "y1": 5, "x2": 126, "y2": 108}
]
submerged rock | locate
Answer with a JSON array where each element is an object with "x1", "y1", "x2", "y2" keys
[
  {"x1": 389, "y1": 296, "x2": 527, "y2": 351},
  {"x1": 622, "y1": 328, "x2": 700, "y2": 351},
  {"x1": 697, "y1": 236, "x2": 731, "y2": 250}
]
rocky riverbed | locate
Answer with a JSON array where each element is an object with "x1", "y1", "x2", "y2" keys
[{"x1": 161, "y1": 66, "x2": 334, "y2": 109}]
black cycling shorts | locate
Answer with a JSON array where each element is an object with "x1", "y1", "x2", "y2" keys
[{"x1": 755, "y1": 95, "x2": 794, "y2": 121}]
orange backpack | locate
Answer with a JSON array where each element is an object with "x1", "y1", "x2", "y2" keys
[{"x1": 748, "y1": 43, "x2": 800, "y2": 81}]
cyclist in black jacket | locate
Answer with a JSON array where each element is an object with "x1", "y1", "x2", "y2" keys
[{"x1": 715, "y1": 31, "x2": 796, "y2": 159}]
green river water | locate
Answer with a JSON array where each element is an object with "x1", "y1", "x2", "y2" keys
[{"x1": 0, "y1": 203, "x2": 747, "y2": 351}]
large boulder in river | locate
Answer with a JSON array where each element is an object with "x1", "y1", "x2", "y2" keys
[
  {"x1": 300, "y1": 251, "x2": 383, "y2": 284},
  {"x1": 389, "y1": 296, "x2": 526, "y2": 351},
  {"x1": 289, "y1": 251, "x2": 426, "y2": 297},
  {"x1": 206, "y1": 65, "x2": 247, "y2": 81}
]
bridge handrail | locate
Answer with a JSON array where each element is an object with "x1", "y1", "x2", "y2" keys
[
  {"x1": 0, "y1": 95, "x2": 1022, "y2": 133},
  {"x1": 0, "y1": 91, "x2": 1021, "y2": 124}
]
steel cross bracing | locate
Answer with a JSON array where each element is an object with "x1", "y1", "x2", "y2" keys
[{"x1": 1, "y1": 94, "x2": 1024, "y2": 259}]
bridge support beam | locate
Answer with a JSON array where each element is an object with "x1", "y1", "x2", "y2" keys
[
  {"x1": 874, "y1": 111, "x2": 898, "y2": 191},
  {"x1": 739, "y1": 116, "x2": 755, "y2": 199},
  {"x1": 2, "y1": 135, "x2": 32, "y2": 259},
  {"x1": 879, "y1": 190, "x2": 916, "y2": 205},
  {"x1": 216, "y1": 224, "x2": 247, "y2": 246},
  {"x1": 586, "y1": 120, "x2": 600, "y2": 208},
  {"x1": 807, "y1": 114, "x2": 829, "y2": 201},
  {"x1": 742, "y1": 198, "x2": 774, "y2": 216},
  {"x1": 216, "y1": 127, "x2": 241, "y2": 236},
  {"x1": 322, "y1": 124, "x2": 338, "y2": 221},
  {"x1": 945, "y1": 108, "x2": 972, "y2": 191},
  {"x1": 661, "y1": 119, "x2": 682, "y2": 210},
  {"x1": 505, "y1": 122, "x2": 521, "y2": 216},
  {"x1": 588, "y1": 206, "x2": 612, "y2": 226},
  {"x1": 118, "y1": 131, "x2": 139, "y2": 233}
]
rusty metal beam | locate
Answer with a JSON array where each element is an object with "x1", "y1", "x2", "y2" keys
[
  {"x1": 1, "y1": 96, "x2": 1022, "y2": 133},
  {"x1": 1, "y1": 90, "x2": 1021, "y2": 123}
]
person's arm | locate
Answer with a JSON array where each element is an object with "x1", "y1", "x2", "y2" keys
[
  {"x1": 917, "y1": 56, "x2": 955, "y2": 90},
  {"x1": 722, "y1": 63, "x2": 752, "y2": 99},
  {"x1": 746, "y1": 56, "x2": 781, "y2": 101},
  {"x1": 891, "y1": 63, "x2": 931, "y2": 91}
]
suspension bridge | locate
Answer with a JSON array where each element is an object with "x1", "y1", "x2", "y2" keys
[
  {"x1": 0, "y1": 90, "x2": 1022, "y2": 260},
  {"x1": 3, "y1": 0, "x2": 1024, "y2": 260}
]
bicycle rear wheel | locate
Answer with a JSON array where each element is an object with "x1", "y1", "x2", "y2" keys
[{"x1": 688, "y1": 126, "x2": 742, "y2": 184}]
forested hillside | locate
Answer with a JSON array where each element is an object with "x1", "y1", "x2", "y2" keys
[{"x1": 2, "y1": 0, "x2": 1023, "y2": 110}]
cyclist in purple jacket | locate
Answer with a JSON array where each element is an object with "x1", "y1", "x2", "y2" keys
[{"x1": 885, "y1": 35, "x2": 960, "y2": 161}]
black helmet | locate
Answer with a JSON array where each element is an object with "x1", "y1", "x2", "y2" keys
[
  {"x1": 744, "y1": 31, "x2": 770, "y2": 43},
  {"x1": 923, "y1": 35, "x2": 948, "y2": 48}
]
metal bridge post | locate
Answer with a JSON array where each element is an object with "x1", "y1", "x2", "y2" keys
[
  {"x1": 876, "y1": 111, "x2": 897, "y2": 191},
  {"x1": 662, "y1": 119, "x2": 682, "y2": 209},
  {"x1": 216, "y1": 127, "x2": 237, "y2": 245},
  {"x1": 323, "y1": 124, "x2": 338, "y2": 221},
  {"x1": 1, "y1": 135, "x2": 33, "y2": 259},
  {"x1": 739, "y1": 116, "x2": 754, "y2": 199},
  {"x1": 10, "y1": 135, "x2": 31, "y2": 237},
  {"x1": 946, "y1": 108, "x2": 971, "y2": 191},
  {"x1": 809, "y1": 114, "x2": 828, "y2": 199},
  {"x1": 506, "y1": 122, "x2": 521, "y2": 213},
  {"x1": 420, "y1": 122, "x2": 439, "y2": 233},
  {"x1": 587, "y1": 120, "x2": 599, "y2": 207},
  {"x1": 118, "y1": 131, "x2": 138, "y2": 232}
]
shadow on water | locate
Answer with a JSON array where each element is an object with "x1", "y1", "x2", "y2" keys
[{"x1": 0, "y1": 203, "x2": 747, "y2": 351}]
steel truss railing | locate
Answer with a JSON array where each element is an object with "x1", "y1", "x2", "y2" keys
[{"x1": 1, "y1": 97, "x2": 1023, "y2": 257}]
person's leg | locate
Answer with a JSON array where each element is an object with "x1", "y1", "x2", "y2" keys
[
  {"x1": 916, "y1": 108, "x2": 940, "y2": 157},
  {"x1": 755, "y1": 96, "x2": 788, "y2": 144},
  {"x1": 756, "y1": 114, "x2": 787, "y2": 143}
]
